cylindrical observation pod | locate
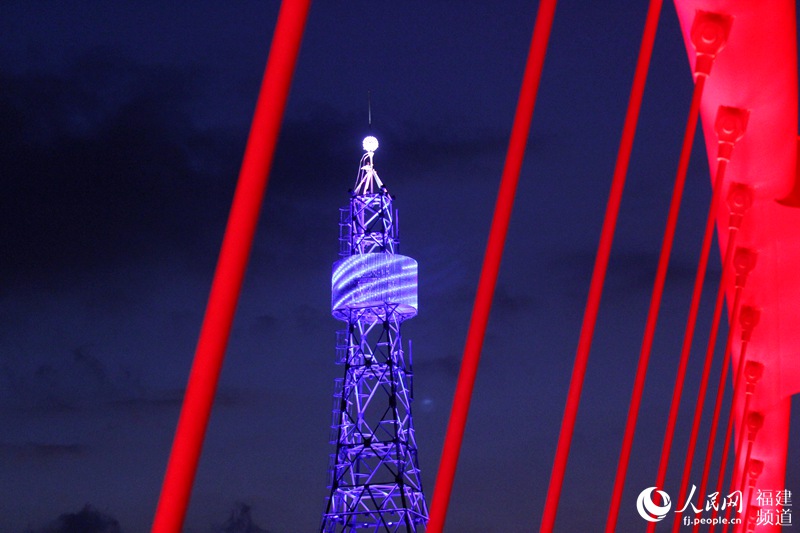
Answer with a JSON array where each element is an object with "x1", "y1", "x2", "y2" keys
[{"x1": 331, "y1": 253, "x2": 418, "y2": 321}]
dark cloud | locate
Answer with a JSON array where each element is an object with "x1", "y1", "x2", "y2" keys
[
  {"x1": 25, "y1": 505, "x2": 121, "y2": 533},
  {"x1": 0, "y1": 50, "x2": 239, "y2": 289},
  {"x1": 23, "y1": 502, "x2": 276, "y2": 533},
  {"x1": 1, "y1": 341, "x2": 255, "y2": 416},
  {"x1": 248, "y1": 314, "x2": 279, "y2": 335},
  {"x1": 388, "y1": 123, "x2": 509, "y2": 179},
  {"x1": 546, "y1": 247, "x2": 714, "y2": 304},
  {"x1": 106, "y1": 388, "x2": 185, "y2": 411},
  {"x1": 415, "y1": 351, "x2": 462, "y2": 377},
  {"x1": 0, "y1": 441, "x2": 85, "y2": 459},
  {"x1": 491, "y1": 282, "x2": 537, "y2": 316},
  {"x1": 1, "y1": 344, "x2": 139, "y2": 413},
  {"x1": 4, "y1": 356, "x2": 257, "y2": 416},
  {"x1": 215, "y1": 503, "x2": 270, "y2": 533}
]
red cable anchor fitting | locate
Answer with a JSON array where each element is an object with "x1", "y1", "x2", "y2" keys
[
  {"x1": 747, "y1": 459, "x2": 764, "y2": 489},
  {"x1": 746, "y1": 411, "x2": 764, "y2": 442},
  {"x1": 715, "y1": 106, "x2": 749, "y2": 162},
  {"x1": 727, "y1": 183, "x2": 754, "y2": 229},
  {"x1": 691, "y1": 11, "x2": 733, "y2": 77},
  {"x1": 739, "y1": 306, "x2": 761, "y2": 342},
  {"x1": 733, "y1": 247, "x2": 757, "y2": 288},
  {"x1": 744, "y1": 361, "x2": 764, "y2": 395},
  {"x1": 746, "y1": 505, "x2": 761, "y2": 532}
]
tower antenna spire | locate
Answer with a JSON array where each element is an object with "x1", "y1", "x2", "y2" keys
[{"x1": 367, "y1": 90, "x2": 372, "y2": 130}]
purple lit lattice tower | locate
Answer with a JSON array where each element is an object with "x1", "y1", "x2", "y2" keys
[{"x1": 321, "y1": 136, "x2": 428, "y2": 532}]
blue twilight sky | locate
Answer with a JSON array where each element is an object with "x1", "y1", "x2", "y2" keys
[{"x1": 2, "y1": 1, "x2": 798, "y2": 532}]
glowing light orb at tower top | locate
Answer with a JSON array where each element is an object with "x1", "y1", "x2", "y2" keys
[
  {"x1": 362, "y1": 135, "x2": 379, "y2": 153},
  {"x1": 354, "y1": 136, "x2": 385, "y2": 195}
]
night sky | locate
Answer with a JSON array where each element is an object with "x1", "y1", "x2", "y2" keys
[{"x1": 2, "y1": 2, "x2": 799, "y2": 532}]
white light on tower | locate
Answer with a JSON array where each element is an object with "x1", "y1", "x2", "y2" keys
[{"x1": 362, "y1": 135, "x2": 379, "y2": 153}]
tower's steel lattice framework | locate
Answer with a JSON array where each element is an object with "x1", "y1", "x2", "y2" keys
[{"x1": 321, "y1": 137, "x2": 428, "y2": 532}]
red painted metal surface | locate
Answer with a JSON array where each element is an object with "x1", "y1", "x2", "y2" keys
[
  {"x1": 151, "y1": 2, "x2": 311, "y2": 531},
  {"x1": 671, "y1": 1, "x2": 799, "y2": 531}
]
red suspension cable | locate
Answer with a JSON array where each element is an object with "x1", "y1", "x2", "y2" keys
[
  {"x1": 604, "y1": 84, "x2": 705, "y2": 532},
  {"x1": 687, "y1": 190, "x2": 753, "y2": 533},
  {"x1": 722, "y1": 410, "x2": 763, "y2": 532},
  {"x1": 647, "y1": 17, "x2": 732, "y2": 531},
  {"x1": 672, "y1": 248, "x2": 740, "y2": 533},
  {"x1": 426, "y1": 2, "x2": 558, "y2": 531},
  {"x1": 670, "y1": 155, "x2": 741, "y2": 533},
  {"x1": 707, "y1": 307, "x2": 759, "y2": 533},
  {"x1": 151, "y1": 2, "x2": 311, "y2": 531},
  {"x1": 690, "y1": 284, "x2": 743, "y2": 533},
  {"x1": 537, "y1": 2, "x2": 665, "y2": 530},
  {"x1": 644, "y1": 79, "x2": 714, "y2": 533},
  {"x1": 600, "y1": 12, "x2": 749, "y2": 533}
]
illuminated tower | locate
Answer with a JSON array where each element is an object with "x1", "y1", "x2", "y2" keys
[{"x1": 321, "y1": 136, "x2": 428, "y2": 532}]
